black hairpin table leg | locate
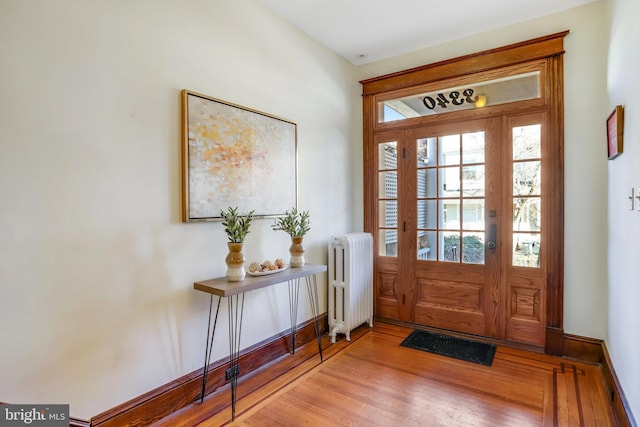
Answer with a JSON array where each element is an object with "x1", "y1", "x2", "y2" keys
[
  {"x1": 200, "y1": 295, "x2": 221, "y2": 403},
  {"x1": 288, "y1": 278, "x2": 301, "y2": 353},
  {"x1": 306, "y1": 274, "x2": 323, "y2": 362},
  {"x1": 227, "y1": 292, "x2": 245, "y2": 420}
]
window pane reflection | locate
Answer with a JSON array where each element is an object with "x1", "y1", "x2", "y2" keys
[
  {"x1": 513, "y1": 233, "x2": 540, "y2": 267},
  {"x1": 441, "y1": 232, "x2": 460, "y2": 263},
  {"x1": 378, "y1": 141, "x2": 397, "y2": 169},
  {"x1": 462, "y1": 132, "x2": 485, "y2": 164},
  {"x1": 462, "y1": 165, "x2": 485, "y2": 197},
  {"x1": 378, "y1": 229, "x2": 398, "y2": 257},
  {"x1": 439, "y1": 167, "x2": 460, "y2": 197},
  {"x1": 463, "y1": 232, "x2": 485, "y2": 265},
  {"x1": 513, "y1": 161, "x2": 540, "y2": 196},
  {"x1": 439, "y1": 135, "x2": 460, "y2": 165},
  {"x1": 439, "y1": 200, "x2": 460, "y2": 230},
  {"x1": 379, "y1": 171, "x2": 397, "y2": 198},
  {"x1": 417, "y1": 169, "x2": 437, "y2": 198},
  {"x1": 417, "y1": 231, "x2": 436, "y2": 260},
  {"x1": 379, "y1": 200, "x2": 397, "y2": 228},
  {"x1": 513, "y1": 198, "x2": 540, "y2": 232},
  {"x1": 417, "y1": 137, "x2": 437, "y2": 167},
  {"x1": 513, "y1": 125, "x2": 541, "y2": 160},
  {"x1": 462, "y1": 199, "x2": 484, "y2": 230},
  {"x1": 417, "y1": 200, "x2": 437, "y2": 229}
]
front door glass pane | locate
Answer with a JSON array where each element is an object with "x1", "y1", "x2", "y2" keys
[
  {"x1": 417, "y1": 200, "x2": 437, "y2": 229},
  {"x1": 462, "y1": 165, "x2": 485, "y2": 197},
  {"x1": 439, "y1": 167, "x2": 460, "y2": 197},
  {"x1": 417, "y1": 132, "x2": 486, "y2": 264},
  {"x1": 441, "y1": 232, "x2": 461, "y2": 262},
  {"x1": 462, "y1": 199, "x2": 484, "y2": 230},
  {"x1": 463, "y1": 232, "x2": 485, "y2": 264},
  {"x1": 462, "y1": 132, "x2": 485, "y2": 164},
  {"x1": 417, "y1": 231, "x2": 435, "y2": 260},
  {"x1": 417, "y1": 137, "x2": 437, "y2": 167},
  {"x1": 417, "y1": 169, "x2": 437, "y2": 198},
  {"x1": 439, "y1": 135, "x2": 460, "y2": 165},
  {"x1": 440, "y1": 200, "x2": 460, "y2": 230}
]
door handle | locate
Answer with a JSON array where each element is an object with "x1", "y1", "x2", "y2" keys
[{"x1": 487, "y1": 223, "x2": 497, "y2": 250}]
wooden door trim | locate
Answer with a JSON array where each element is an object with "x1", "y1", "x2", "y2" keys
[
  {"x1": 544, "y1": 52, "x2": 565, "y2": 355},
  {"x1": 360, "y1": 31, "x2": 568, "y2": 96}
]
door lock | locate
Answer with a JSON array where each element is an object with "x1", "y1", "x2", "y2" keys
[{"x1": 487, "y1": 223, "x2": 497, "y2": 250}]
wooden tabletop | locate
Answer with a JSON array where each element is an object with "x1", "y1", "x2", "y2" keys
[{"x1": 194, "y1": 263, "x2": 327, "y2": 297}]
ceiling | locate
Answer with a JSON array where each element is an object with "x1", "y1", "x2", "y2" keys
[{"x1": 255, "y1": 0, "x2": 596, "y2": 65}]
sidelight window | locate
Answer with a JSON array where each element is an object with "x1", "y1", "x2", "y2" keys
[
  {"x1": 512, "y1": 124, "x2": 542, "y2": 268},
  {"x1": 378, "y1": 141, "x2": 398, "y2": 257}
]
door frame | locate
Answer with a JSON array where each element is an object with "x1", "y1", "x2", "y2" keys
[{"x1": 361, "y1": 32, "x2": 567, "y2": 354}]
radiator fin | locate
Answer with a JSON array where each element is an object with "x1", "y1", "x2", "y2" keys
[{"x1": 328, "y1": 233, "x2": 374, "y2": 343}]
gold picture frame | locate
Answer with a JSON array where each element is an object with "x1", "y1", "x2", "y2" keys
[{"x1": 181, "y1": 90, "x2": 297, "y2": 222}]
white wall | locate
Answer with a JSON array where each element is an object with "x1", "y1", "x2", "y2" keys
[
  {"x1": 606, "y1": 0, "x2": 640, "y2": 421},
  {"x1": 357, "y1": 2, "x2": 609, "y2": 340},
  {"x1": 0, "y1": 0, "x2": 360, "y2": 419}
]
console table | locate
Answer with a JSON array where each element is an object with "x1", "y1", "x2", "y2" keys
[{"x1": 193, "y1": 263, "x2": 327, "y2": 420}]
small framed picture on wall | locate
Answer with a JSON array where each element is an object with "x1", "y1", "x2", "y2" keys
[{"x1": 607, "y1": 105, "x2": 624, "y2": 160}]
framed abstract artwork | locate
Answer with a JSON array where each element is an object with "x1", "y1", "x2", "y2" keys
[
  {"x1": 181, "y1": 90, "x2": 297, "y2": 222},
  {"x1": 606, "y1": 105, "x2": 624, "y2": 160}
]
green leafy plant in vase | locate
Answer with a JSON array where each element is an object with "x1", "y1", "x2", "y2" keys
[
  {"x1": 271, "y1": 207, "x2": 310, "y2": 267},
  {"x1": 220, "y1": 206, "x2": 255, "y2": 281}
]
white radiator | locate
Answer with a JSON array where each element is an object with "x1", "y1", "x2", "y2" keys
[{"x1": 328, "y1": 233, "x2": 374, "y2": 343}]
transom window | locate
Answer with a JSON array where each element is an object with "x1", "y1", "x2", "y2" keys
[{"x1": 379, "y1": 71, "x2": 541, "y2": 123}]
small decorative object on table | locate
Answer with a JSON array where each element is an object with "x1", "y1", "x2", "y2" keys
[
  {"x1": 220, "y1": 206, "x2": 255, "y2": 281},
  {"x1": 247, "y1": 258, "x2": 288, "y2": 276},
  {"x1": 271, "y1": 207, "x2": 310, "y2": 268}
]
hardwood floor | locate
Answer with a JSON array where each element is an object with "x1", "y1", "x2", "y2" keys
[{"x1": 156, "y1": 323, "x2": 617, "y2": 426}]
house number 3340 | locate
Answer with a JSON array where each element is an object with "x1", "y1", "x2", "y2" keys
[{"x1": 422, "y1": 88, "x2": 478, "y2": 110}]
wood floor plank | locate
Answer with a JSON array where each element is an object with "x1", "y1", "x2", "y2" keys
[{"x1": 155, "y1": 322, "x2": 617, "y2": 426}]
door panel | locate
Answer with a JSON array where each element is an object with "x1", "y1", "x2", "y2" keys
[
  {"x1": 409, "y1": 118, "x2": 502, "y2": 339},
  {"x1": 414, "y1": 266, "x2": 488, "y2": 336}
]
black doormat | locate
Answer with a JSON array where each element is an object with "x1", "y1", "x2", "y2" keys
[{"x1": 400, "y1": 330, "x2": 496, "y2": 366}]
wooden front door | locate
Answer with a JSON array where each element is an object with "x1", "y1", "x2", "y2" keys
[
  {"x1": 407, "y1": 118, "x2": 503, "y2": 339},
  {"x1": 374, "y1": 113, "x2": 548, "y2": 347}
]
